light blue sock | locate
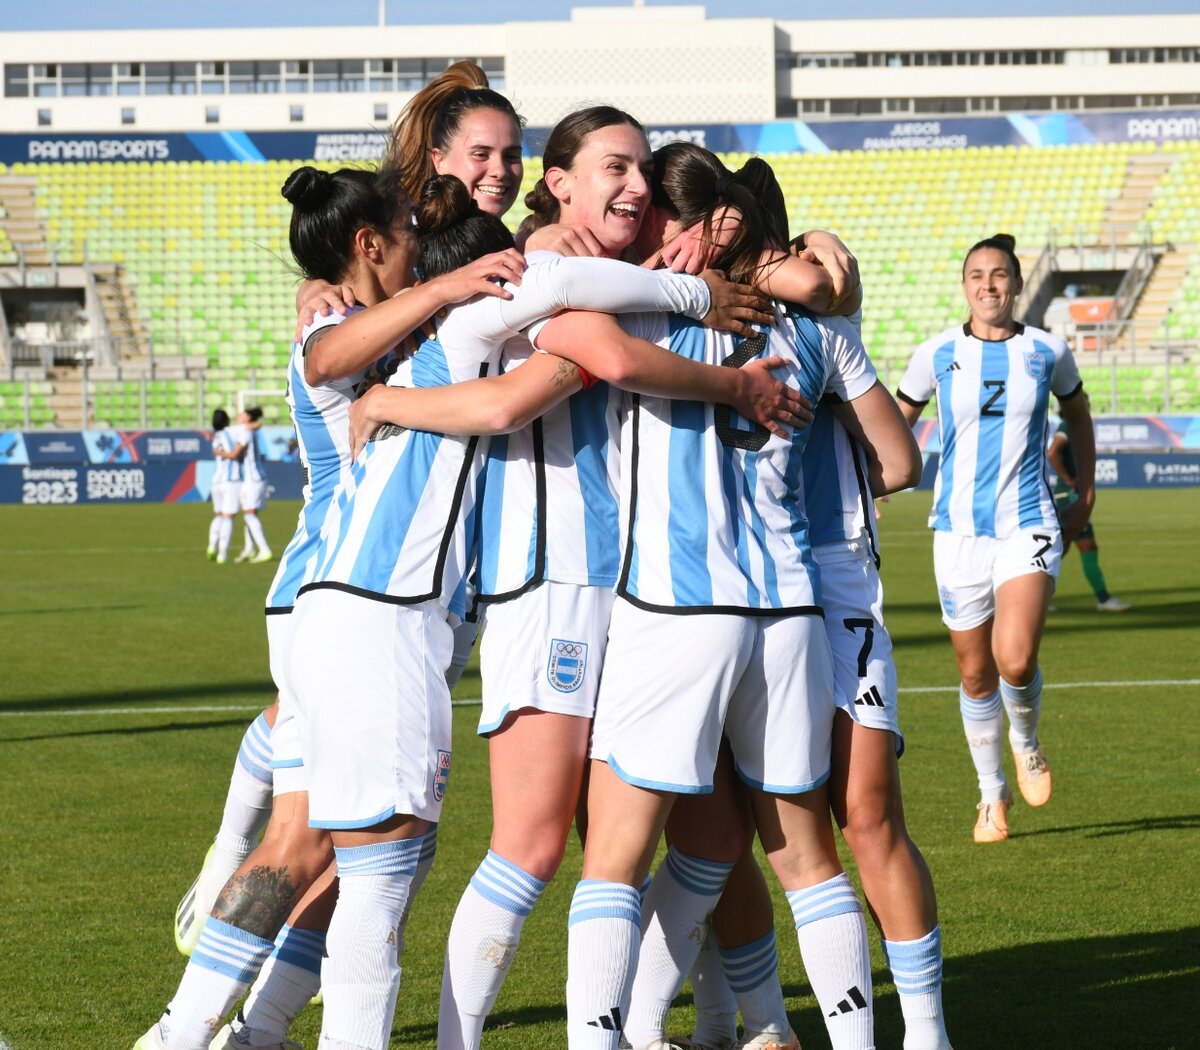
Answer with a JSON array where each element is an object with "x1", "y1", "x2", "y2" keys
[
  {"x1": 883, "y1": 926, "x2": 951, "y2": 1050},
  {"x1": 959, "y1": 687, "x2": 1007, "y2": 802},
  {"x1": 1000, "y1": 668, "x2": 1043, "y2": 754}
]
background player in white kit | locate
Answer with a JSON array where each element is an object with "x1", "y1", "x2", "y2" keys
[
  {"x1": 233, "y1": 407, "x2": 274, "y2": 564},
  {"x1": 897, "y1": 234, "x2": 1095, "y2": 843},
  {"x1": 207, "y1": 408, "x2": 244, "y2": 564}
]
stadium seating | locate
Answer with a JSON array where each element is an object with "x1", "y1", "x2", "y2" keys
[{"x1": 1, "y1": 139, "x2": 1197, "y2": 428}]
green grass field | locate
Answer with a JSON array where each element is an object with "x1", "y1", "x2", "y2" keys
[{"x1": 1, "y1": 490, "x2": 1197, "y2": 1049}]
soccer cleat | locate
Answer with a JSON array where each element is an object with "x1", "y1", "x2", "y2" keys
[
  {"x1": 216, "y1": 554, "x2": 229, "y2": 564},
  {"x1": 207, "y1": 546, "x2": 217, "y2": 561},
  {"x1": 250, "y1": 548, "x2": 275, "y2": 563},
  {"x1": 133, "y1": 1022, "x2": 168, "y2": 1050},
  {"x1": 209, "y1": 1021, "x2": 302, "y2": 1050},
  {"x1": 175, "y1": 842, "x2": 221, "y2": 957},
  {"x1": 736, "y1": 1030, "x2": 801, "y2": 1050},
  {"x1": 1096, "y1": 596, "x2": 1130, "y2": 612},
  {"x1": 234, "y1": 549, "x2": 254, "y2": 563},
  {"x1": 973, "y1": 785, "x2": 1012, "y2": 843},
  {"x1": 1012, "y1": 743, "x2": 1053, "y2": 807}
]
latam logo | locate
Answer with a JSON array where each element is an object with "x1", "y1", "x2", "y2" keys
[{"x1": 1143, "y1": 461, "x2": 1200, "y2": 485}]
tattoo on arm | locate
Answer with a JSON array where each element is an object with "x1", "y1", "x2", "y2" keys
[{"x1": 551, "y1": 359, "x2": 580, "y2": 387}]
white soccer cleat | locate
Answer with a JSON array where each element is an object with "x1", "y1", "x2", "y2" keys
[
  {"x1": 234, "y1": 549, "x2": 254, "y2": 563},
  {"x1": 209, "y1": 1019, "x2": 303, "y2": 1050},
  {"x1": 736, "y1": 1030, "x2": 801, "y2": 1050},
  {"x1": 250, "y1": 548, "x2": 275, "y2": 563},
  {"x1": 175, "y1": 842, "x2": 230, "y2": 956},
  {"x1": 1096, "y1": 596, "x2": 1130, "y2": 612},
  {"x1": 133, "y1": 1022, "x2": 168, "y2": 1050}
]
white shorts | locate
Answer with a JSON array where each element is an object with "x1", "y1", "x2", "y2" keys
[
  {"x1": 265, "y1": 611, "x2": 307, "y2": 796},
  {"x1": 815, "y1": 541, "x2": 903, "y2": 754},
  {"x1": 241, "y1": 478, "x2": 268, "y2": 512},
  {"x1": 933, "y1": 527, "x2": 1062, "y2": 632},
  {"x1": 592, "y1": 600, "x2": 835, "y2": 795},
  {"x1": 211, "y1": 480, "x2": 241, "y2": 516},
  {"x1": 476, "y1": 581, "x2": 614, "y2": 735},
  {"x1": 285, "y1": 589, "x2": 454, "y2": 829}
]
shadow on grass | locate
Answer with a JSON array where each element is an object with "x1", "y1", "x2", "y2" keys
[
  {"x1": 404, "y1": 927, "x2": 1199, "y2": 1050},
  {"x1": 0, "y1": 603, "x2": 147, "y2": 616},
  {"x1": 0, "y1": 718, "x2": 254, "y2": 744},
  {"x1": 0, "y1": 680, "x2": 275, "y2": 710},
  {"x1": 1014, "y1": 813, "x2": 1200, "y2": 838}
]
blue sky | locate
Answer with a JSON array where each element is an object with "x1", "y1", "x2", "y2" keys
[{"x1": 7, "y1": 0, "x2": 1197, "y2": 30}]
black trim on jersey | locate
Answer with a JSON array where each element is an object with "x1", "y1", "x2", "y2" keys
[
  {"x1": 895, "y1": 390, "x2": 927, "y2": 409},
  {"x1": 296, "y1": 580, "x2": 439, "y2": 607},
  {"x1": 615, "y1": 394, "x2": 643, "y2": 598},
  {"x1": 618, "y1": 592, "x2": 824, "y2": 619},
  {"x1": 846, "y1": 431, "x2": 882, "y2": 570},
  {"x1": 1058, "y1": 380, "x2": 1085, "y2": 402},
  {"x1": 264, "y1": 606, "x2": 294, "y2": 616},
  {"x1": 472, "y1": 417, "x2": 547, "y2": 608},
  {"x1": 962, "y1": 321, "x2": 1025, "y2": 341},
  {"x1": 615, "y1": 396, "x2": 824, "y2": 618}
]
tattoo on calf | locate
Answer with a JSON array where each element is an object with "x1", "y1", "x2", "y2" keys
[{"x1": 212, "y1": 865, "x2": 299, "y2": 939}]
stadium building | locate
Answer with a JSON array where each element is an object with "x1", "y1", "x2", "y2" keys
[{"x1": 0, "y1": 5, "x2": 1198, "y2": 479}]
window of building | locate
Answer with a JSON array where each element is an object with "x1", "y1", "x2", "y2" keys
[
  {"x1": 290, "y1": 104, "x2": 303, "y2": 122},
  {"x1": 374, "y1": 102, "x2": 388, "y2": 122},
  {"x1": 284, "y1": 60, "x2": 309, "y2": 92},
  {"x1": 121, "y1": 107, "x2": 135, "y2": 125},
  {"x1": 37, "y1": 108, "x2": 51, "y2": 126},
  {"x1": 205, "y1": 105, "x2": 219, "y2": 124},
  {"x1": 4, "y1": 64, "x2": 29, "y2": 97}
]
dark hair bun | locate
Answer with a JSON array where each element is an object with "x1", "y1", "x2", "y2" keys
[
  {"x1": 992, "y1": 233, "x2": 1017, "y2": 251},
  {"x1": 416, "y1": 174, "x2": 476, "y2": 236},
  {"x1": 281, "y1": 166, "x2": 333, "y2": 209}
]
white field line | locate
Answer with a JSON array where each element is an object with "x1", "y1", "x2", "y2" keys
[{"x1": 2, "y1": 679, "x2": 1198, "y2": 718}]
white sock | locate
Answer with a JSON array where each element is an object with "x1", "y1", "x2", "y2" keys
[
  {"x1": 398, "y1": 827, "x2": 438, "y2": 956},
  {"x1": 625, "y1": 849, "x2": 734, "y2": 1047},
  {"x1": 217, "y1": 517, "x2": 233, "y2": 558},
  {"x1": 165, "y1": 918, "x2": 275, "y2": 1049},
  {"x1": 688, "y1": 934, "x2": 738, "y2": 1050},
  {"x1": 1000, "y1": 668, "x2": 1043, "y2": 754},
  {"x1": 198, "y1": 715, "x2": 275, "y2": 917},
  {"x1": 787, "y1": 873, "x2": 874, "y2": 1050},
  {"x1": 883, "y1": 926, "x2": 951, "y2": 1050},
  {"x1": 241, "y1": 523, "x2": 256, "y2": 555},
  {"x1": 959, "y1": 687, "x2": 1007, "y2": 802},
  {"x1": 207, "y1": 517, "x2": 220, "y2": 550},
  {"x1": 720, "y1": 929, "x2": 789, "y2": 1037},
  {"x1": 239, "y1": 924, "x2": 326, "y2": 1042},
  {"x1": 244, "y1": 513, "x2": 269, "y2": 553},
  {"x1": 439, "y1": 851, "x2": 549, "y2": 1050},
  {"x1": 320, "y1": 839, "x2": 424, "y2": 1049},
  {"x1": 566, "y1": 880, "x2": 643, "y2": 1050}
]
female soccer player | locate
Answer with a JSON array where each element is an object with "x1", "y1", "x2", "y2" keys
[
  {"x1": 137, "y1": 164, "x2": 525, "y2": 1050},
  {"x1": 528, "y1": 143, "x2": 920, "y2": 1050},
  {"x1": 206, "y1": 408, "x2": 244, "y2": 564},
  {"x1": 897, "y1": 234, "x2": 1095, "y2": 843}
]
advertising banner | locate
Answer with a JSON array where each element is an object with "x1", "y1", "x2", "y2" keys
[{"x1": 2, "y1": 108, "x2": 1197, "y2": 164}]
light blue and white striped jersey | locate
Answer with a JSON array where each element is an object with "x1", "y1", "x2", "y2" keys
[
  {"x1": 296, "y1": 256, "x2": 697, "y2": 619},
  {"x1": 265, "y1": 308, "x2": 398, "y2": 611},
  {"x1": 898, "y1": 322, "x2": 1082, "y2": 538},
  {"x1": 802, "y1": 409, "x2": 880, "y2": 565},
  {"x1": 241, "y1": 424, "x2": 266, "y2": 484},
  {"x1": 614, "y1": 305, "x2": 876, "y2": 614},
  {"x1": 470, "y1": 251, "x2": 712, "y2": 604},
  {"x1": 211, "y1": 427, "x2": 243, "y2": 484}
]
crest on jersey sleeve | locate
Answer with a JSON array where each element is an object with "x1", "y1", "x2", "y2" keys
[
  {"x1": 1023, "y1": 351, "x2": 1046, "y2": 380},
  {"x1": 547, "y1": 638, "x2": 588, "y2": 693},
  {"x1": 433, "y1": 749, "x2": 452, "y2": 802}
]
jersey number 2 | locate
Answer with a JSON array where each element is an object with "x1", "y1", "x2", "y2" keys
[{"x1": 715, "y1": 332, "x2": 770, "y2": 452}]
